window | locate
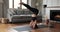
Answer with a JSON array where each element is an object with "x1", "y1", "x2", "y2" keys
[
  {"x1": 14, "y1": 0, "x2": 20, "y2": 8},
  {"x1": 9, "y1": 0, "x2": 13, "y2": 8},
  {"x1": 9, "y1": 0, "x2": 28, "y2": 9},
  {"x1": 22, "y1": 0, "x2": 27, "y2": 9}
]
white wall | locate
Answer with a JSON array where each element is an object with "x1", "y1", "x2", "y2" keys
[
  {"x1": 47, "y1": 0, "x2": 57, "y2": 7},
  {"x1": 43, "y1": 0, "x2": 60, "y2": 7}
]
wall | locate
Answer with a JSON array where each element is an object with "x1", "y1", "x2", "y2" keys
[
  {"x1": 31, "y1": 0, "x2": 43, "y2": 16},
  {"x1": 31, "y1": 0, "x2": 36, "y2": 8},
  {"x1": 36, "y1": 0, "x2": 43, "y2": 15},
  {"x1": 43, "y1": 0, "x2": 60, "y2": 7},
  {"x1": 0, "y1": 4, "x2": 3, "y2": 18},
  {"x1": 47, "y1": 0, "x2": 57, "y2": 7},
  {"x1": 0, "y1": 0, "x2": 9, "y2": 18},
  {"x1": 3, "y1": 0, "x2": 9, "y2": 18},
  {"x1": 0, "y1": 0, "x2": 3, "y2": 18}
]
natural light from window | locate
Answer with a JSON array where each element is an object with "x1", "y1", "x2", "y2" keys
[
  {"x1": 9, "y1": 0, "x2": 13, "y2": 8},
  {"x1": 14, "y1": 0, "x2": 20, "y2": 8},
  {"x1": 9, "y1": 0, "x2": 27, "y2": 9},
  {"x1": 22, "y1": 0, "x2": 27, "y2": 9}
]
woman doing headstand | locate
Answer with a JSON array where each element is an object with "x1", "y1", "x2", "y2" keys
[{"x1": 20, "y1": 2, "x2": 39, "y2": 29}]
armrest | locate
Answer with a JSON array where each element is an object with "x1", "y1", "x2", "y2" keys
[{"x1": 8, "y1": 9, "x2": 17, "y2": 16}]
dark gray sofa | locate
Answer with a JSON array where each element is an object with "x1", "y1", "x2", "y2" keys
[{"x1": 7, "y1": 9, "x2": 42, "y2": 23}]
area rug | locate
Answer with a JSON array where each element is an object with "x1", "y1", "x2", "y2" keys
[{"x1": 8, "y1": 24, "x2": 47, "y2": 32}]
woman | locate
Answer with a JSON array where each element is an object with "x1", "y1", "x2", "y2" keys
[{"x1": 20, "y1": 2, "x2": 39, "y2": 29}]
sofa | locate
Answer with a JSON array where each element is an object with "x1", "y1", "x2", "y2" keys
[{"x1": 7, "y1": 8, "x2": 42, "y2": 23}]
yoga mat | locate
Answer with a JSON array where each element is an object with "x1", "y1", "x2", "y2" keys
[{"x1": 9, "y1": 25, "x2": 47, "y2": 32}]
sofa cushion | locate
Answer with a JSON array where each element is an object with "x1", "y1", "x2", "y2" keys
[
  {"x1": 17, "y1": 11, "x2": 24, "y2": 15},
  {"x1": 15, "y1": 10, "x2": 33, "y2": 15}
]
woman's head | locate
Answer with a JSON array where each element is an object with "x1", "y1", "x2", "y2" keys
[{"x1": 32, "y1": 14, "x2": 37, "y2": 17}]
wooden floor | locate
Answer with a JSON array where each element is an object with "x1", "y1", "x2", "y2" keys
[{"x1": 0, "y1": 23, "x2": 60, "y2": 32}]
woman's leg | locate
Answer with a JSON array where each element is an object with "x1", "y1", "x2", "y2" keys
[
  {"x1": 29, "y1": 20, "x2": 33, "y2": 27},
  {"x1": 32, "y1": 20, "x2": 37, "y2": 28},
  {"x1": 30, "y1": 14, "x2": 37, "y2": 28}
]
